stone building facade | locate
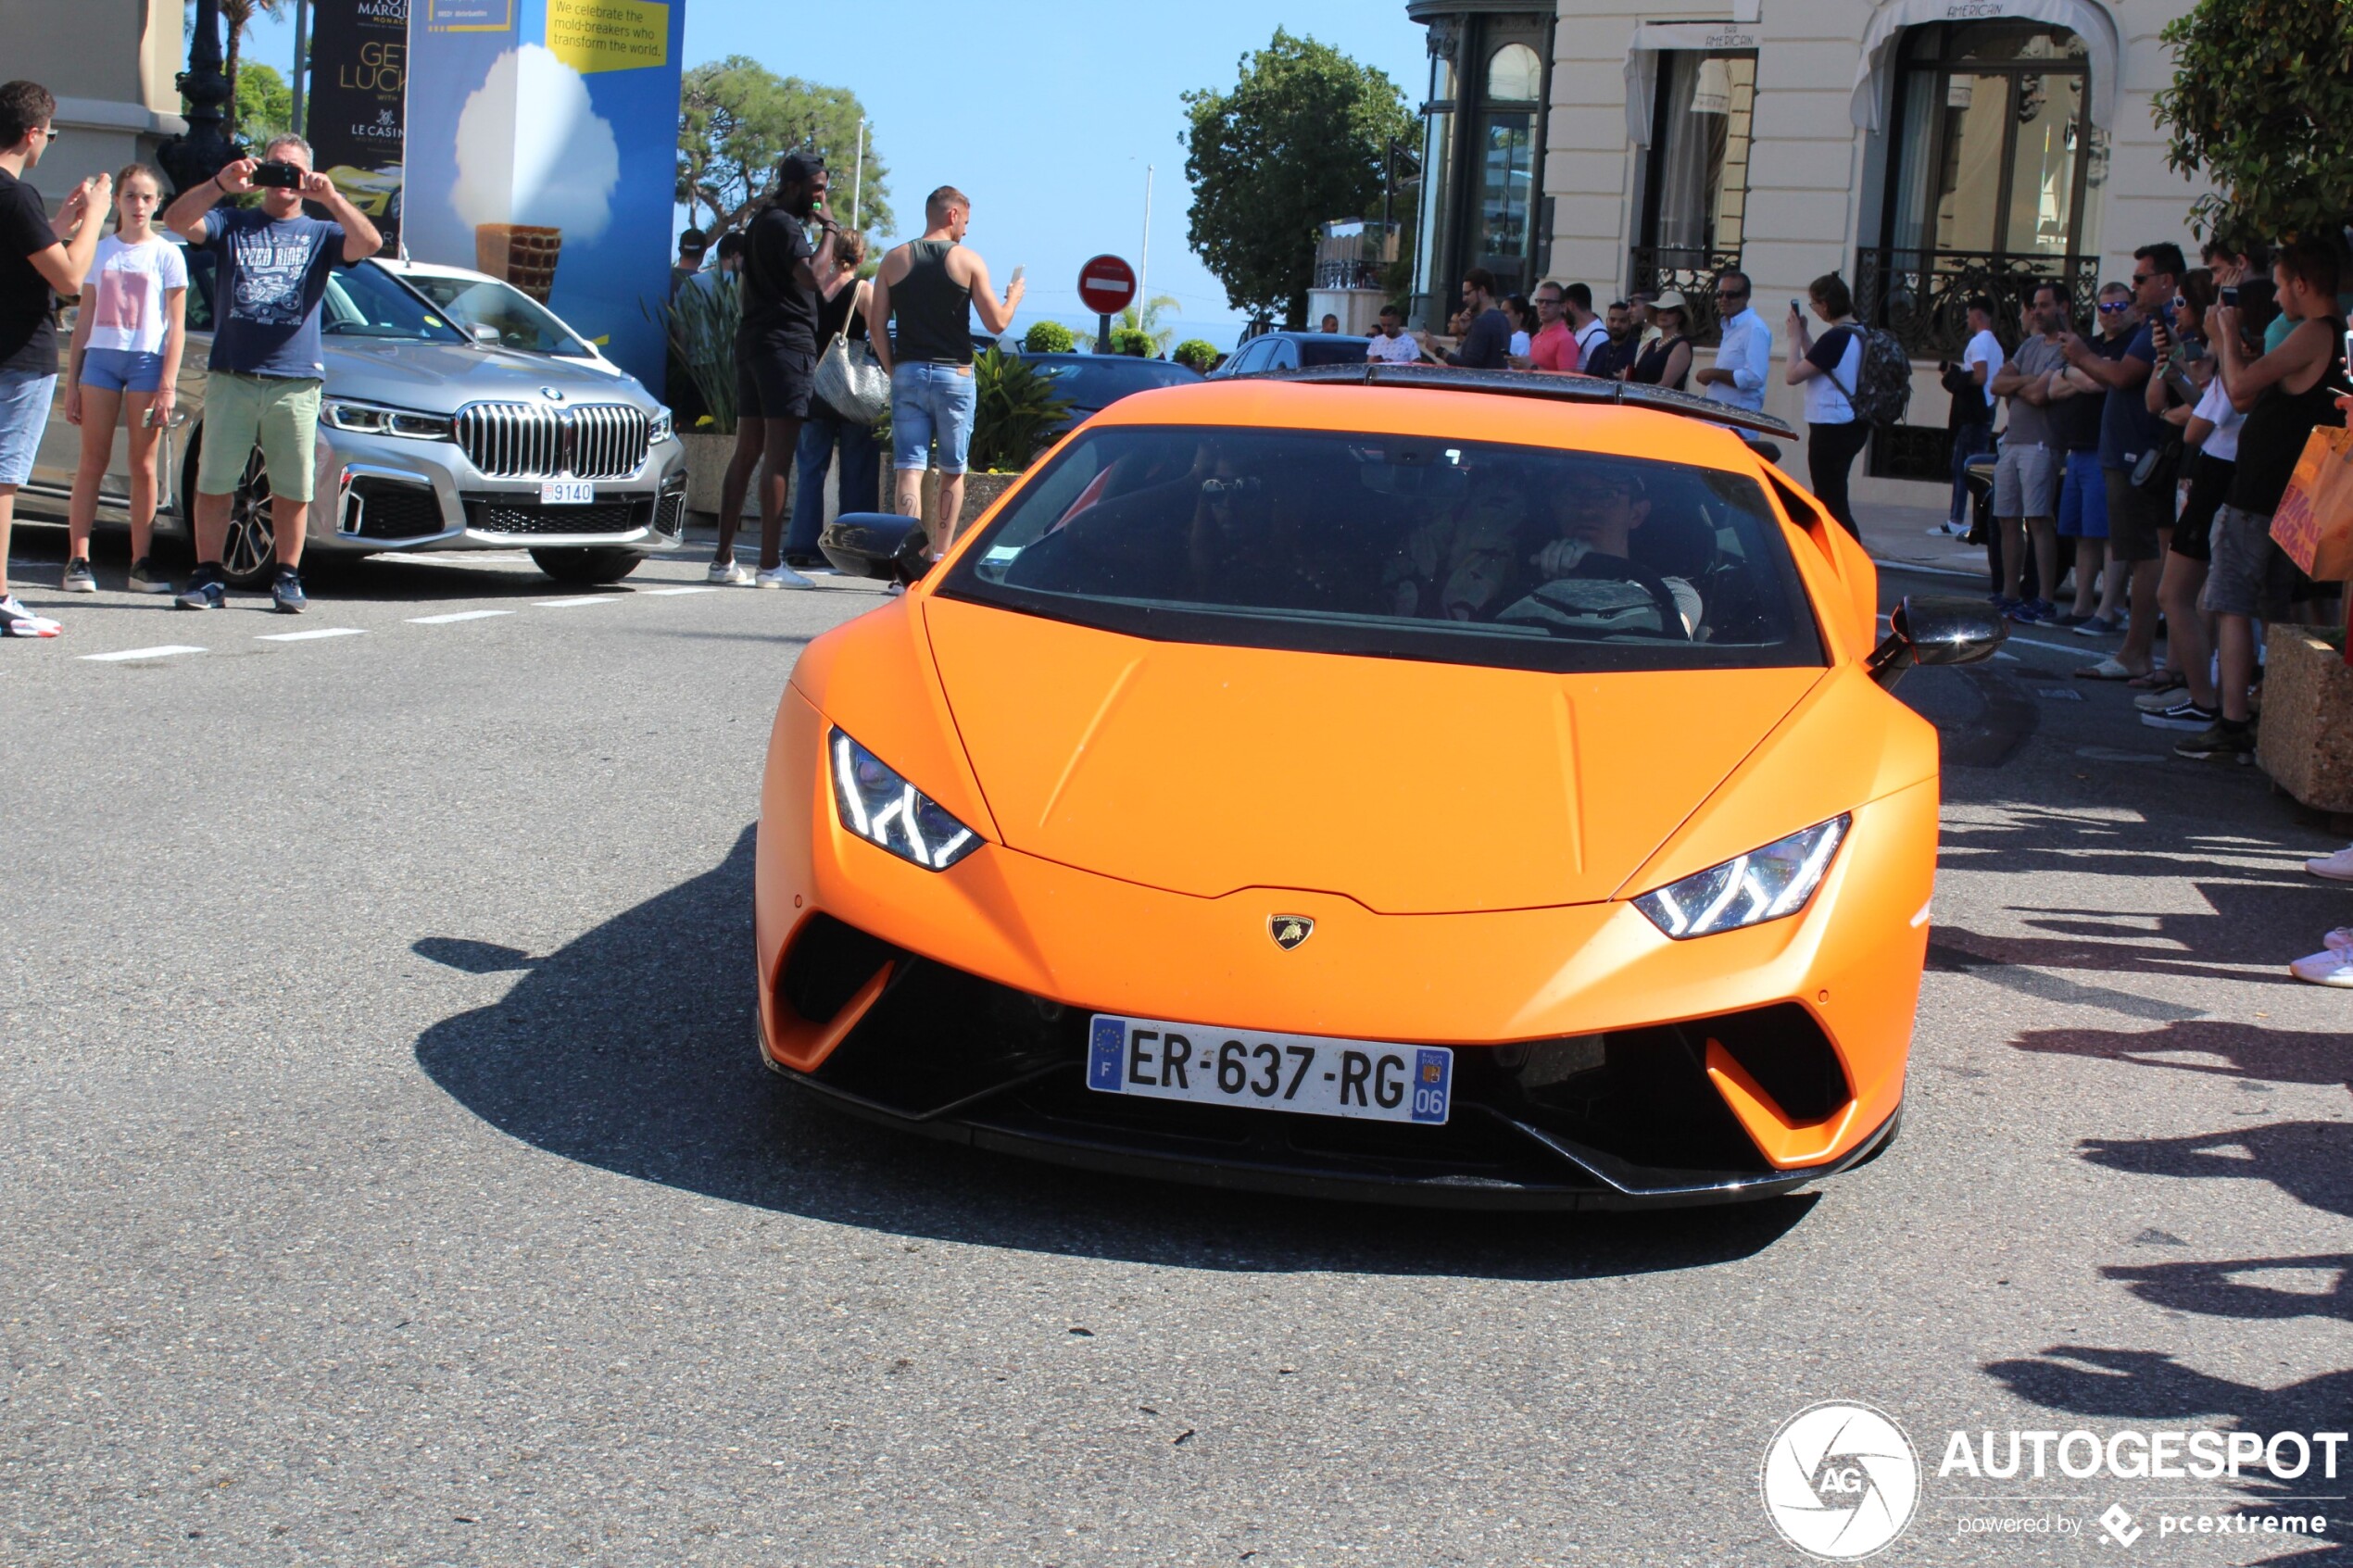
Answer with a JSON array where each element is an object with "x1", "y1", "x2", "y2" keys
[{"x1": 1401, "y1": 0, "x2": 2217, "y2": 505}]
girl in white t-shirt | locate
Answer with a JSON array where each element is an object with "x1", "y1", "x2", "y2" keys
[{"x1": 61, "y1": 162, "x2": 187, "y2": 593}]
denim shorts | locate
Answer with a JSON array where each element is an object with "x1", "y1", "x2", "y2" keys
[
  {"x1": 80, "y1": 347, "x2": 166, "y2": 394},
  {"x1": 890, "y1": 360, "x2": 976, "y2": 474},
  {"x1": 2056, "y1": 450, "x2": 2108, "y2": 539},
  {"x1": 0, "y1": 367, "x2": 57, "y2": 486}
]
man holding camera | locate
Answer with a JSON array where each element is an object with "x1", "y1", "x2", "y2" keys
[{"x1": 162, "y1": 135, "x2": 381, "y2": 613}]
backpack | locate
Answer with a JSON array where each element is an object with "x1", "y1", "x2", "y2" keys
[{"x1": 1825, "y1": 325, "x2": 1913, "y2": 426}]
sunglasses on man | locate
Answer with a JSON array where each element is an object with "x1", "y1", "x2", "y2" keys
[{"x1": 2097, "y1": 301, "x2": 2133, "y2": 314}]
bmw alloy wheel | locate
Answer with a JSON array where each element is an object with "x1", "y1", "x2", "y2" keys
[{"x1": 220, "y1": 448, "x2": 277, "y2": 587}]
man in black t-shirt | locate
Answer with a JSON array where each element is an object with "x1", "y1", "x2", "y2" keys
[
  {"x1": 711, "y1": 150, "x2": 844, "y2": 588},
  {"x1": 0, "y1": 80, "x2": 110, "y2": 638}
]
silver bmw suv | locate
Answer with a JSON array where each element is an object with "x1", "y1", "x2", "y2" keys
[{"x1": 17, "y1": 248, "x2": 686, "y2": 585}]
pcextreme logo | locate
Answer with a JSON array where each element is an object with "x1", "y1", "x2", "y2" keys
[{"x1": 1762, "y1": 1401, "x2": 1922, "y2": 1560}]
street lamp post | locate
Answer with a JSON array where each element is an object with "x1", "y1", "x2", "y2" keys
[{"x1": 158, "y1": 0, "x2": 237, "y2": 197}]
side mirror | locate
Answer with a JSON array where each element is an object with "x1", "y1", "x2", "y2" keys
[
  {"x1": 821, "y1": 512, "x2": 932, "y2": 583},
  {"x1": 1868, "y1": 595, "x2": 2007, "y2": 688},
  {"x1": 469, "y1": 322, "x2": 501, "y2": 345}
]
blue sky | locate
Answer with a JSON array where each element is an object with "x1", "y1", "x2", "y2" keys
[{"x1": 239, "y1": 0, "x2": 1428, "y2": 350}]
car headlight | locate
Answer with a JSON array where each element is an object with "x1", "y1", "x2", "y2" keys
[
  {"x1": 1633, "y1": 815, "x2": 1850, "y2": 939},
  {"x1": 647, "y1": 407, "x2": 673, "y2": 444},
  {"x1": 829, "y1": 728, "x2": 983, "y2": 871},
  {"x1": 322, "y1": 399, "x2": 452, "y2": 440}
]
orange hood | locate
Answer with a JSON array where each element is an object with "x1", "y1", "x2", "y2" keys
[{"x1": 923, "y1": 597, "x2": 1825, "y2": 915}]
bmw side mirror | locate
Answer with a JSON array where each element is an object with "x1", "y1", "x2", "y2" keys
[
  {"x1": 821, "y1": 512, "x2": 932, "y2": 583},
  {"x1": 1868, "y1": 595, "x2": 2007, "y2": 688}
]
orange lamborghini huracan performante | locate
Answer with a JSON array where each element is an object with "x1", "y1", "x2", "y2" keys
[{"x1": 756, "y1": 365, "x2": 2006, "y2": 1208}]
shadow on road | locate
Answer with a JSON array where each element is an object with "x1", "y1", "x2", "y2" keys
[
  {"x1": 2014, "y1": 1018, "x2": 2353, "y2": 1095},
  {"x1": 411, "y1": 825, "x2": 1818, "y2": 1280}
]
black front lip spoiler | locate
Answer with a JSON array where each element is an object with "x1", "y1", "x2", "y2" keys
[{"x1": 776, "y1": 1063, "x2": 1904, "y2": 1212}]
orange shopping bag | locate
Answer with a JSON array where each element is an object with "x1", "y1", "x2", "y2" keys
[{"x1": 2269, "y1": 426, "x2": 2353, "y2": 581}]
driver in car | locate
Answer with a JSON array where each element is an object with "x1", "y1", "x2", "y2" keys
[{"x1": 1498, "y1": 470, "x2": 1704, "y2": 638}]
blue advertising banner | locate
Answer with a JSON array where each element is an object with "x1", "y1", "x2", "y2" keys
[{"x1": 403, "y1": 0, "x2": 683, "y2": 388}]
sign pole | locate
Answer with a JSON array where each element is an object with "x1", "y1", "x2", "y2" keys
[{"x1": 1097, "y1": 312, "x2": 1112, "y2": 355}]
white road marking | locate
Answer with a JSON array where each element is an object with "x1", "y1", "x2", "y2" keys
[
  {"x1": 257, "y1": 627, "x2": 367, "y2": 642},
  {"x1": 643, "y1": 585, "x2": 717, "y2": 596},
  {"x1": 407, "y1": 608, "x2": 516, "y2": 624},
  {"x1": 79, "y1": 644, "x2": 206, "y2": 662},
  {"x1": 534, "y1": 596, "x2": 619, "y2": 608}
]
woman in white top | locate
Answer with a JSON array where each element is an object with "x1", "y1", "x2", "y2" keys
[
  {"x1": 61, "y1": 162, "x2": 187, "y2": 594},
  {"x1": 2143, "y1": 269, "x2": 2239, "y2": 726},
  {"x1": 1504, "y1": 294, "x2": 1533, "y2": 358},
  {"x1": 1783, "y1": 272, "x2": 1869, "y2": 537}
]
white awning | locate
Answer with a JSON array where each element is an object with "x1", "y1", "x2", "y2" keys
[
  {"x1": 1623, "y1": 21, "x2": 1763, "y2": 147},
  {"x1": 1849, "y1": 0, "x2": 2120, "y2": 132}
]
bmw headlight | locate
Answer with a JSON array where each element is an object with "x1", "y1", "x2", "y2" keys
[
  {"x1": 1633, "y1": 816, "x2": 1850, "y2": 939},
  {"x1": 322, "y1": 399, "x2": 453, "y2": 440},
  {"x1": 648, "y1": 407, "x2": 673, "y2": 444},
  {"x1": 830, "y1": 728, "x2": 982, "y2": 871}
]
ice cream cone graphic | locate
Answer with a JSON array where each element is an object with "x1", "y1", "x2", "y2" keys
[
  {"x1": 474, "y1": 223, "x2": 564, "y2": 303},
  {"x1": 450, "y1": 45, "x2": 619, "y2": 307}
]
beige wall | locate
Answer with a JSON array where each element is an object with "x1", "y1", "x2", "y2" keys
[
  {"x1": 1538, "y1": 0, "x2": 2213, "y2": 507},
  {"x1": 0, "y1": 0, "x2": 188, "y2": 204}
]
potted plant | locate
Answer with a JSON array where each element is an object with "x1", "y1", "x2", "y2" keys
[
  {"x1": 2256, "y1": 621, "x2": 2353, "y2": 814},
  {"x1": 652, "y1": 279, "x2": 753, "y2": 519}
]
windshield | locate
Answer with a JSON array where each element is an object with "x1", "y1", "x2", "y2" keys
[
  {"x1": 1026, "y1": 358, "x2": 1198, "y2": 407},
  {"x1": 937, "y1": 426, "x2": 1823, "y2": 674},
  {"x1": 321, "y1": 262, "x2": 467, "y2": 343},
  {"x1": 399, "y1": 271, "x2": 594, "y2": 357}
]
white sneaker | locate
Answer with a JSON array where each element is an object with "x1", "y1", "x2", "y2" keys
[
  {"x1": 2306, "y1": 847, "x2": 2353, "y2": 883},
  {"x1": 2325, "y1": 927, "x2": 2353, "y2": 953},
  {"x1": 755, "y1": 564, "x2": 813, "y2": 590},
  {"x1": 707, "y1": 560, "x2": 753, "y2": 586},
  {"x1": 2288, "y1": 947, "x2": 2353, "y2": 986},
  {"x1": 0, "y1": 594, "x2": 61, "y2": 638}
]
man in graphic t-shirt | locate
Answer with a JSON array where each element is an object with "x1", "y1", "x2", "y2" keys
[
  {"x1": 162, "y1": 134, "x2": 381, "y2": 613},
  {"x1": 0, "y1": 79, "x2": 111, "y2": 638}
]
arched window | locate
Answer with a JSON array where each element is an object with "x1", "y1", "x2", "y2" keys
[
  {"x1": 1882, "y1": 22, "x2": 2091, "y2": 260},
  {"x1": 1486, "y1": 43, "x2": 1541, "y2": 104}
]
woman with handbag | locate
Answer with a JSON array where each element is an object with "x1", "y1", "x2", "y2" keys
[{"x1": 786, "y1": 231, "x2": 881, "y2": 571}]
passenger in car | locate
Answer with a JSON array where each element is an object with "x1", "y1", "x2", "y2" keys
[{"x1": 1383, "y1": 461, "x2": 1533, "y2": 621}]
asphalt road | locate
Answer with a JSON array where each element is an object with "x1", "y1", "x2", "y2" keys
[{"x1": 2, "y1": 532, "x2": 2348, "y2": 1567}]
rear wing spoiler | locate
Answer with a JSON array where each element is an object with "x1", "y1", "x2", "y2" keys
[{"x1": 1261, "y1": 362, "x2": 1798, "y2": 445}]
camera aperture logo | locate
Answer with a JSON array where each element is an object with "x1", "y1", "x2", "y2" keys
[{"x1": 1763, "y1": 1402, "x2": 1922, "y2": 1560}]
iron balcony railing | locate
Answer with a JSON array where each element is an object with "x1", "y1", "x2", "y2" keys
[
  {"x1": 1854, "y1": 248, "x2": 2102, "y2": 361},
  {"x1": 452, "y1": 401, "x2": 651, "y2": 481},
  {"x1": 1627, "y1": 245, "x2": 1743, "y2": 346}
]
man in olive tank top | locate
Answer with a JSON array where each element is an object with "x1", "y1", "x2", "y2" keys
[{"x1": 867, "y1": 186, "x2": 1025, "y2": 557}]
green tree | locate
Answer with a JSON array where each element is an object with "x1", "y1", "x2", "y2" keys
[
  {"x1": 1181, "y1": 30, "x2": 1416, "y2": 329},
  {"x1": 1172, "y1": 338, "x2": 1218, "y2": 373},
  {"x1": 2155, "y1": 0, "x2": 2353, "y2": 243},
  {"x1": 676, "y1": 56, "x2": 892, "y2": 240},
  {"x1": 1116, "y1": 293, "x2": 1181, "y2": 356},
  {"x1": 235, "y1": 62, "x2": 294, "y2": 149},
  {"x1": 219, "y1": 0, "x2": 286, "y2": 143}
]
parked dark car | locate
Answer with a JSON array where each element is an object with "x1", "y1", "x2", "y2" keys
[
  {"x1": 1204, "y1": 331, "x2": 1376, "y2": 378},
  {"x1": 1019, "y1": 353, "x2": 1202, "y2": 434}
]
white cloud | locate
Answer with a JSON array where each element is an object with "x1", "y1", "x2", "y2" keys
[{"x1": 449, "y1": 44, "x2": 621, "y2": 244}]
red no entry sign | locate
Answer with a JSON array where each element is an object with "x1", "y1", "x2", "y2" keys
[{"x1": 1077, "y1": 255, "x2": 1138, "y2": 316}]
